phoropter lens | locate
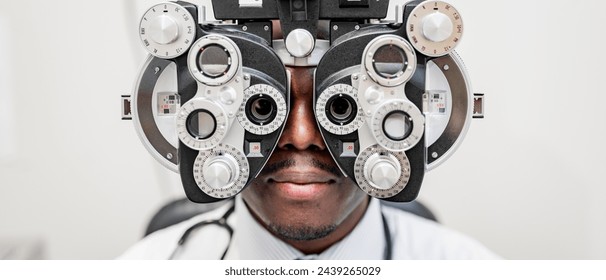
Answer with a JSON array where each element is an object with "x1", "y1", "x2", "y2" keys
[
  {"x1": 326, "y1": 94, "x2": 357, "y2": 125},
  {"x1": 382, "y1": 110, "x2": 412, "y2": 141},
  {"x1": 186, "y1": 109, "x2": 217, "y2": 140},
  {"x1": 251, "y1": 97, "x2": 273, "y2": 120},
  {"x1": 198, "y1": 44, "x2": 231, "y2": 78},
  {"x1": 246, "y1": 95, "x2": 277, "y2": 125},
  {"x1": 330, "y1": 96, "x2": 353, "y2": 120},
  {"x1": 372, "y1": 44, "x2": 407, "y2": 79}
]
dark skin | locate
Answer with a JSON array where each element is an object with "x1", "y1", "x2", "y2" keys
[{"x1": 241, "y1": 66, "x2": 369, "y2": 254}]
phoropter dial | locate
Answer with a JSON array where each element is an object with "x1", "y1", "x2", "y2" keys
[
  {"x1": 406, "y1": 0, "x2": 463, "y2": 57},
  {"x1": 238, "y1": 84, "x2": 288, "y2": 135},
  {"x1": 354, "y1": 145, "x2": 411, "y2": 198},
  {"x1": 193, "y1": 144, "x2": 250, "y2": 198},
  {"x1": 371, "y1": 100, "x2": 425, "y2": 151},
  {"x1": 139, "y1": 2, "x2": 196, "y2": 59},
  {"x1": 316, "y1": 84, "x2": 365, "y2": 135}
]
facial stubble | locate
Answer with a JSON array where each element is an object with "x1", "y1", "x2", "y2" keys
[{"x1": 254, "y1": 157, "x2": 344, "y2": 241}]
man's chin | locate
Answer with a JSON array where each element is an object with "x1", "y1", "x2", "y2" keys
[{"x1": 268, "y1": 223, "x2": 337, "y2": 241}]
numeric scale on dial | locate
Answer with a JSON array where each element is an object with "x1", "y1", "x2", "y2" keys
[
  {"x1": 139, "y1": 2, "x2": 196, "y2": 59},
  {"x1": 406, "y1": 0, "x2": 463, "y2": 57},
  {"x1": 194, "y1": 144, "x2": 250, "y2": 198}
]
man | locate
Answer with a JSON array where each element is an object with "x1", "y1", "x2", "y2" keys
[{"x1": 120, "y1": 63, "x2": 499, "y2": 259}]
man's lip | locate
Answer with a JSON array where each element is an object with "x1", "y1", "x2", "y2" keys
[
  {"x1": 270, "y1": 182, "x2": 333, "y2": 201},
  {"x1": 265, "y1": 169, "x2": 338, "y2": 200},
  {"x1": 267, "y1": 170, "x2": 337, "y2": 185},
  {"x1": 268, "y1": 172, "x2": 335, "y2": 185}
]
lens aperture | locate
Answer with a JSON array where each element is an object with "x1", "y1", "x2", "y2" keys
[
  {"x1": 372, "y1": 44, "x2": 407, "y2": 79},
  {"x1": 382, "y1": 111, "x2": 413, "y2": 141},
  {"x1": 186, "y1": 109, "x2": 217, "y2": 140},
  {"x1": 198, "y1": 44, "x2": 231, "y2": 78},
  {"x1": 326, "y1": 94, "x2": 357, "y2": 125},
  {"x1": 246, "y1": 95, "x2": 277, "y2": 125}
]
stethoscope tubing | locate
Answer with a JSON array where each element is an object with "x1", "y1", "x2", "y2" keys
[{"x1": 170, "y1": 202, "x2": 393, "y2": 260}]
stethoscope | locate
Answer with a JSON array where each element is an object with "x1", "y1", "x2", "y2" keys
[{"x1": 169, "y1": 201, "x2": 393, "y2": 260}]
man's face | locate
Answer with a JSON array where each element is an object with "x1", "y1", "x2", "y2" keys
[{"x1": 241, "y1": 67, "x2": 368, "y2": 247}]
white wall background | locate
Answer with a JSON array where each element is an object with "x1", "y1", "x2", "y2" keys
[{"x1": 0, "y1": 0, "x2": 604, "y2": 259}]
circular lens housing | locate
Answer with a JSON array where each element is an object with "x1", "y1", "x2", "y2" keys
[
  {"x1": 186, "y1": 109, "x2": 217, "y2": 140},
  {"x1": 382, "y1": 110, "x2": 413, "y2": 141},
  {"x1": 326, "y1": 94, "x2": 357, "y2": 125},
  {"x1": 372, "y1": 44, "x2": 408, "y2": 79},
  {"x1": 370, "y1": 100, "x2": 424, "y2": 151},
  {"x1": 188, "y1": 36, "x2": 241, "y2": 86},
  {"x1": 363, "y1": 35, "x2": 416, "y2": 87},
  {"x1": 198, "y1": 44, "x2": 231, "y2": 78},
  {"x1": 316, "y1": 84, "x2": 364, "y2": 135},
  {"x1": 238, "y1": 84, "x2": 287, "y2": 135},
  {"x1": 245, "y1": 95, "x2": 277, "y2": 125}
]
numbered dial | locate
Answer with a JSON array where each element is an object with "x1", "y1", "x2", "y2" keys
[
  {"x1": 371, "y1": 100, "x2": 424, "y2": 151},
  {"x1": 316, "y1": 84, "x2": 365, "y2": 135},
  {"x1": 139, "y1": 2, "x2": 196, "y2": 59},
  {"x1": 406, "y1": 1, "x2": 463, "y2": 57},
  {"x1": 354, "y1": 145, "x2": 411, "y2": 198},
  {"x1": 193, "y1": 144, "x2": 250, "y2": 198},
  {"x1": 177, "y1": 99, "x2": 229, "y2": 150},
  {"x1": 237, "y1": 84, "x2": 287, "y2": 135}
]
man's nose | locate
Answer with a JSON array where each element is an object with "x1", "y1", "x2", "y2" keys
[{"x1": 276, "y1": 68, "x2": 326, "y2": 151}]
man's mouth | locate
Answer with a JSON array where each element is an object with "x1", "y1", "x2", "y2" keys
[
  {"x1": 269, "y1": 172, "x2": 336, "y2": 184},
  {"x1": 267, "y1": 170, "x2": 338, "y2": 200}
]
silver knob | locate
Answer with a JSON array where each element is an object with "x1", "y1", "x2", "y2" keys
[
  {"x1": 284, "y1": 29, "x2": 315, "y2": 58},
  {"x1": 422, "y1": 12, "x2": 453, "y2": 43},
  {"x1": 149, "y1": 15, "x2": 180, "y2": 45},
  {"x1": 364, "y1": 86, "x2": 383, "y2": 105},
  {"x1": 202, "y1": 154, "x2": 240, "y2": 190},
  {"x1": 220, "y1": 87, "x2": 237, "y2": 105},
  {"x1": 364, "y1": 153, "x2": 401, "y2": 190}
]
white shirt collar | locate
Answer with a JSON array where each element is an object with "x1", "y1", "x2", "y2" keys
[{"x1": 225, "y1": 196, "x2": 386, "y2": 260}]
